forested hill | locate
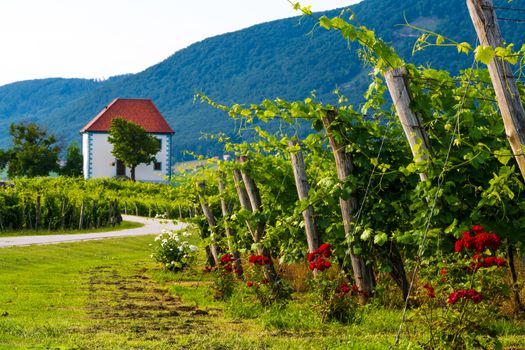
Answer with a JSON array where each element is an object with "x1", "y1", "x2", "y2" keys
[{"x1": 0, "y1": 0, "x2": 522, "y2": 159}]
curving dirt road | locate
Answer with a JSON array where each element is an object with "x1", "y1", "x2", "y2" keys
[{"x1": 0, "y1": 215, "x2": 188, "y2": 248}]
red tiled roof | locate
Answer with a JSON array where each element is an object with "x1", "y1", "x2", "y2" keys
[{"x1": 81, "y1": 98, "x2": 174, "y2": 134}]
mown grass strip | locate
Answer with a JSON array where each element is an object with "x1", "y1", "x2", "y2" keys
[{"x1": 0, "y1": 220, "x2": 143, "y2": 237}]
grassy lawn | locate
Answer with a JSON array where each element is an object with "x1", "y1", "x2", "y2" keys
[
  {"x1": 0, "y1": 220, "x2": 144, "y2": 237},
  {"x1": 0, "y1": 235, "x2": 523, "y2": 349}
]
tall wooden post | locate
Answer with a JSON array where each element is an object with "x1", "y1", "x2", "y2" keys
[
  {"x1": 321, "y1": 110, "x2": 375, "y2": 298},
  {"x1": 196, "y1": 182, "x2": 220, "y2": 266},
  {"x1": 288, "y1": 139, "x2": 319, "y2": 254},
  {"x1": 467, "y1": 0, "x2": 525, "y2": 182},
  {"x1": 218, "y1": 174, "x2": 243, "y2": 277},
  {"x1": 238, "y1": 156, "x2": 266, "y2": 242},
  {"x1": 236, "y1": 157, "x2": 280, "y2": 286},
  {"x1": 384, "y1": 67, "x2": 431, "y2": 182},
  {"x1": 35, "y1": 195, "x2": 41, "y2": 230},
  {"x1": 233, "y1": 169, "x2": 253, "y2": 212},
  {"x1": 79, "y1": 201, "x2": 85, "y2": 230}
]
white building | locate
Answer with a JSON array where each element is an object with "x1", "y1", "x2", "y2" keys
[{"x1": 80, "y1": 98, "x2": 174, "y2": 182}]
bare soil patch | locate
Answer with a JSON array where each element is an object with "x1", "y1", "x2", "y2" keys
[{"x1": 82, "y1": 266, "x2": 212, "y2": 340}]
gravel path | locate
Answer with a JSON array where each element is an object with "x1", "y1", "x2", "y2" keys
[{"x1": 0, "y1": 215, "x2": 188, "y2": 248}]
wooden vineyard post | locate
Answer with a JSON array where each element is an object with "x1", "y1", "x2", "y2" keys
[
  {"x1": 218, "y1": 173, "x2": 243, "y2": 277},
  {"x1": 35, "y1": 194, "x2": 41, "y2": 230},
  {"x1": 384, "y1": 67, "x2": 427, "y2": 300},
  {"x1": 467, "y1": 0, "x2": 525, "y2": 311},
  {"x1": 384, "y1": 67, "x2": 431, "y2": 182},
  {"x1": 196, "y1": 182, "x2": 221, "y2": 266},
  {"x1": 467, "y1": 0, "x2": 525, "y2": 182},
  {"x1": 321, "y1": 110, "x2": 375, "y2": 298},
  {"x1": 79, "y1": 201, "x2": 85, "y2": 230},
  {"x1": 60, "y1": 200, "x2": 67, "y2": 230},
  {"x1": 232, "y1": 169, "x2": 253, "y2": 212},
  {"x1": 236, "y1": 156, "x2": 281, "y2": 286},
  {"x1": 288, "y1": 139, "x2": 319, "y2": 254}
]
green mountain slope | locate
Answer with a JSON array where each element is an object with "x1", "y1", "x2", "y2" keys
[{"x1": 0, "y1": 0, "x2": 522, "y2": 159}]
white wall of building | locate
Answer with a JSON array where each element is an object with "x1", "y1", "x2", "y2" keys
[
  {"x1": 82, "y1": 132, "x2": 171, "y2": 182},
  {"x1": 82, "y1": 133, "x2": 90, "y2": 178}
]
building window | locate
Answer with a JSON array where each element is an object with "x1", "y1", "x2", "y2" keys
[
  {"x1": 154, "y1": 161, "x2": 162, "y2": 171},
  {"x1": 156, "y1": 137, "x2": 162, "y2": 149}
]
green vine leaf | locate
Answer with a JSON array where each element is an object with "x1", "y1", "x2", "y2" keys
[
  {"x1": 474, "y1": 45, "x2": 495, "y2": 64},
  {"x1": 457, "y1": 42, "x2": 472, "y2": 55}
]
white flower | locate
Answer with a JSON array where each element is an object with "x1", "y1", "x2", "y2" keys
[
  {"x1": 182, "y1": 231, "x2": 192, "y2": 237},
  {"x1": 154, "y1": 235, "x2": 162, "y2": 241},
  {"x1": 189, "y1": 245, "x2": 198, "y2": 252}
]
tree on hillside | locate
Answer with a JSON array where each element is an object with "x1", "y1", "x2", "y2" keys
[
  {"x1": 107, "y1": 117, "x2": 161, "y2": 181},
  {"x1": 60, "y1": 141, "x2": 83, "y2": 177},
  {"x1": 0, "y1": 122, "x2": 61, "y2": 178}
]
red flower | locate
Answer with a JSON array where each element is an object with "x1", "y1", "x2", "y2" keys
[
  {"x1": 423, "y1": 283, "x2": 435, "y2": 298},
  {"x1": 336, "y1": 282, "x2": 351, "y2": 295},
  {"x1": 467, "y1": 289, "x2": 483, "y2": 304},
  {"x1": 307, "y1": 252, "x2": 316, "y2": 262},
  {"x1": 314, "y1": 255, "x2": 331, "y2": 271},
  {"x1": 440, "y1": 267, "x2": 447, "y2": 275},
  {"x1": 471, "y1": 255, "x2": 507, "y2": 270},
  {"x1": 220, "y1": 253, "x2": 234, "y2": 264},
  {"x1": 473, "y1": 233, "x2": 501, "y2": 252},
  {"x1": 307, "y1": 243, "x2": 333, "y2": 272},
  {"x1": 454, "y1": 228, "x2": 501, "y2": 253},
  {"x1": 471, "y1": 225, "x2": 485, "y2": 233},
  {"x1": 248, "y1": 255, "x2": 273, "y2": 266},
  {"x1": 448, "y1": 289, "x2": 482, "y2": 304},
  {"x1": 246, "y1": 281, "x2": 253, "y2": 287},
  {"x1": 318, "y1": 243, "x2": 332, "y2": 258}
]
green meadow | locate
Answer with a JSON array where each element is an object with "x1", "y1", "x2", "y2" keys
[{"x1": 0, "y1": 235, "x2": 523, "y2": 349}]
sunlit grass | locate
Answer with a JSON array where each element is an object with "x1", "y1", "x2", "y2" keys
[
  {"x1": 0, "y1": 220, "x2": 143, "y2": 237},
  {"x1": 0, "y1": 234, "x2": 523, "y2": 349}
]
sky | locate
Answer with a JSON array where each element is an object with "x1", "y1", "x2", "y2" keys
[{"x1": 0, "y1": 0, "x2": 360, "y2": 87}]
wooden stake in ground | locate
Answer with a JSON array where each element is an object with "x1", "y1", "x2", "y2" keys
[
  {"x1": 196, "y1": 182, "x2": 221, "y2": 266},
  {"x1": 384, "y1": 66, "x2": 428, "y2": 300},
  {"x1": 232, "y1": 169, "x2": 253, "y2": 212},
  {"x1": 467, "y1": 0, "x2": 525, "y2": 311},
  {"x1": 321, "y1": 110, "x2": 375, "y2": 298},
  {"x1": 35, "y1": 194, "x2": 41, "y2": 230},
  {"x1": 467, "y1": 0, "x2": 525, "y2": 182},
  {"x1": 384, "y1": 67, "x2": 431, "y2": 182},
  {"x1": 288, "y1": 139, "x2": 319, "y2": 254},
  {"x1": 78, "y1": 201, "x2": 85, "y2": 230},
  {"x1": 218, "y1": 173, "x2": 244, "y2": 277},
  {"x1": 236, "y1": 157, "x2": 280, "y2": 286}
]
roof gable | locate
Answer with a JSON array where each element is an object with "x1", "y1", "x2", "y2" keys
[{"x1": 81, "y1": 98, "x2": 174, "y2": 134}]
